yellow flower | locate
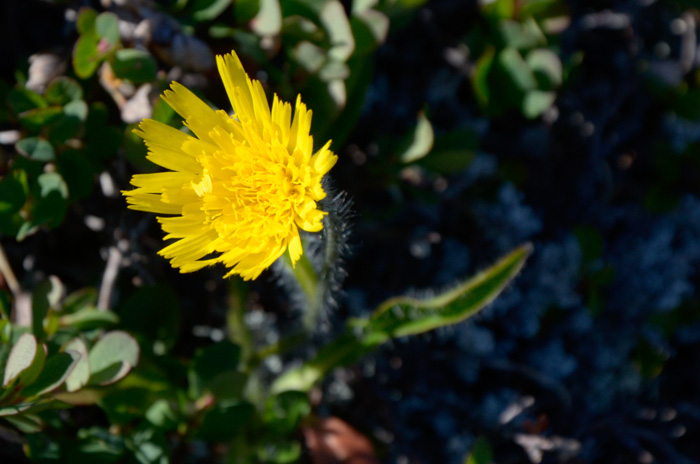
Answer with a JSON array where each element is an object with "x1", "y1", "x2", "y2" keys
[{"x1": 123, "y1": 51, "x2": 337, "y2": 280}]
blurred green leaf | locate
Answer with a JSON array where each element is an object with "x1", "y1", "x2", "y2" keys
[
  {"x1": 119, "y1": 285, "x2": 180, "y2": 350},
  {"x1": 3, "y1": 333, "x2": 38, "y2": 387},
  {"x1": 110, "y1": 49, "x2": 157, "y2": 84},
  {"x1": 76, "y1": 7, "x2": 98, "y2": 35},
  {"x1": 234, "y1": 0, "x2": 261, "y2": 24},
  {"x1": 17, "y1": 342, "x2": 46, "y2": 389},
  {"x1": 473, "y1": 46, "x2": 496, "y2": 107},
  {"x1": 64, "y1": 100, "x2": 89, "y2": 122},
  {"x1": 57, "y1": 150, "x2": 94, "y2": 201},
  {"x1": 294, "y1": 41, "x2": 326, "y2": 73},
  {"x1": 47, "y1": 114, "x2": 82, "y2": 145},
  {"x1": 32, "y1": 173, "x2": 69, "y2": 229},
  {"x1": 465, "y1": 437, "x2": 494, "y2": 464},
  {"x1": 73, "y1": 34, "x2": 101, "y2": 79},
  {"x1": 22, "y1": 351, "x2": 79, "y2": 397},
  {"x1": 263, "y1": 391, "x2": 310, "y2": 435},
  {"x1": 251, "y1": 0, "x2": 282, "y2": 36},
  {"x1": 62, "y1": 338, "x2": 90, "y2": 392},
  {"x1": 59, "y1": 307, "x2": 118, "y2": 330},
  {"x1": 526, "y1": 48, "x2": 562, "y2": 89},
  {"x1": 499, "y1": 18, "x2": 546, "y2": 50},
  {"x1": 145, "y1": 399, "x2": 179, "y2": 429},
  {"x1": 4, "y1": 413, "x2": 43, "y2": 433},
  {"x1": 192, "y1": 0, "x2": 233, "y2": 21},
  {"x1": 62, "y1": 288, "x2": 98, "y2": 314},
  {"x1": 192, "y1": 341, "x2": 240, "y2": 383},
  {"x1": 17, "y1": 136, "x2": 55, "y2": 164},
  {"x1": 95, "y1": 12, "x2": 120, "y2": 46},
  {"x1": 399, "y1": 111, "x2": 434, "y2": 163},
  {"x1": 32, "y1": 276, "x2": 63, "y2": 340},
  {"x1": 45, "y1": 77, "x2": 83, "y2": 106},
  {"x1": 419, "y1": 127, "x2": 478, "y2": 175},
  {"x1": 522, "y1": 90, "x2": 555, "y2": 118},
  {"x1": 89, "y1": 331, "x2": 139, "y2": 385},
  {"x1": 497, "y1": 47, "x2": 537, "y2": 92},
  {"x1": 38, "y1": 173, "x2": 69, "y2": 200},
  {"x1": 320, "y1": 1, "x2": 355, "y2": 62},
  {"x1": 481, "y1": 0, "x2": 514, "y2": 21},
  {"x1": 19, "y1": 107, "x2": 63, "y2": 131},
  {"x1": 195, "y1": 402, "x2": 254, "y2": 442},
  {"x1": 6, "y1": 88, "x2": 46, "y2": 114},
  {"x1": 0, "y1": 171, "x2": 28, "y2": 214}
]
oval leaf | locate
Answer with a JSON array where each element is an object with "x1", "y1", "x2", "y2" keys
[
  {"x1": 62, "y1": 338, "x2": 90, "y2": 392},
  {"x1": 21, "y1": 351, "x2": 79, "y2": 397},
  {"x1": 89, "y1": 331, "x2": 139, "y2": 385},
  {"x1": 3, "y1": 333, "x2": 38, "y2": 387}
]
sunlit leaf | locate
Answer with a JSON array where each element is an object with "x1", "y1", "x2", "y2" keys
[
  {"x1": 400, "y1": 111, "x2": 434, "y2": 163},
  {"x1": 3, "y1": 333, "x2": 38, "y2": 387}
]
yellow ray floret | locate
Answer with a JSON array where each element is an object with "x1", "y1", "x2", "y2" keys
[{"x1": 122, "y1": 50, "x2": 338, "y2": 280}]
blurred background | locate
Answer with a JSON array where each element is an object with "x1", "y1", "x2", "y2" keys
[{"x1": 2, "y1": 0, "x2": 700, "y2": 463}]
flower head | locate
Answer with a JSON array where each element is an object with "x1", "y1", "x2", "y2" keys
[{"x1": 123, "y1": 51, "x2": 337, "y2": 280}]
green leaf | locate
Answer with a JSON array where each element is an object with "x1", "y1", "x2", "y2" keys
[
  {"x1": 499, "y1": 18, "x2": 546, "y2": 50},
  {"x1": 522, "y1": 90, "x2": 556, "y2": 119},
  {"x1": 21, "y1": 351, "x2": 79, "y2": 397},
  {"x1": 59, "y1": 307, "x2": 118, "y2": 330},
  {"x1": 45, "y1": 77, "x2": 83, "y2": 106},
  {"x1": 18, "y1": 342, "x2": 46, "y2": 388},
  {"x1": 63, "y1": 338, "x2": 90, "y2": 392},
  {"x1": 0, "y1": 171, "x2": 28, "y2": 214},
  {"x1": 234, "y1": 0, "x2": 261, "y2": 24},
  {"x1": 263, "y1": 391, "x2": 311, "y2": 435},
  {"x1": 3, "y1": 333, "x2": 38, "y2": 387},
  {"x1": 57, "y1": 150, "x2": 94, "y2": 201},
  {"x1": 64, "y1": 100, "x2": 89, "y2": 122},
  {"x1": 272, "y1": 244, "x2": 532, "y2": 393},
  {"x1": 33, "y1": 173, "x2": 69, "y2": 229},
  {"x1": 4, "y1": 413, "x2": 43, "y2": 433},
  {"x1": 250, "y1": 0, "x2": 282, "y2": 36},
  {"x1": 95, "y1": 12, "x2": 120, "y2": 46},
  {"x1": 73, "y1": 34, "x2": 101, "y2": 79},
  {"x1": 526, "y1": 48, "x2": 562, "y2": 89},
  {"x1": 89, "y1": 331, "x2": 139, "y2": 385},
  {"x1": 497, "y1": 47, "x2": 537, "y2": 92},
  {"x1": 192, "y1": 341, "x2": 240, "y2": 383},
  {"x1": 189, "y1": 341, "x2": 241, "y2": 398},
  {"x1": 32, "y1": 276, "x2": 64, "y2": 340},
  {"x1": 118, "y1": 285, "x2": 180, "y2": 350},
  {"x1": 15, "y1": 137, "x2": 55, "y2": 162},
  {"x1": 110, "y1": 49, "x2": 157, "y2": 84},
  {"x1": 399, "y1": 111, "x2": 434, "y2": 163},
  {"x1": 371, "y1": 243, "x2": 532, "y2": 337},
  {"x1": 145, "y1": 399, "x2": 179, "y2": 429},
  {"x1": 76, "y1": 8, "x2": 98, "y2": 35},
  {"x1": 195, "y1": 402, "x2": 254, "y2": 442},
  {"x1": 465, "y1": 437, "x2": 493, "y2": 464},
  {"x1": 481, "y1": 0, "x2": 514, "y2": 20},
  {"x1": 320, "y1": 1, "x2": 355, "y2": 62},
  {"x1": 6, "y1": 88, "x2": 46, "y2": 114},
  {"x1": 473, "y1": 46, "x2": 496, "y2": 107},
  {"x1": 19, "y1": 107, "x2": 63, "y2": 131},
  {"x1": 38, "y1": 173, "x2": 69, "y2": 199},
  {"x1": 192, "y1": 0, "x2": 233, "y2": 21},
  {"x1": 47, "y1": 114, "x2": 82, "y2": 145}
]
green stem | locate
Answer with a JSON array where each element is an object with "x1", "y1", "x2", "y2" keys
[
  {"x1": 226, "y1": 278, "x2": 253, "y2": 370},
  {"x1": 286, "y1": 252, "x2": 323, "y2": 332}
]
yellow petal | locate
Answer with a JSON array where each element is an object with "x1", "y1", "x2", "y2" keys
[
  {"x1": 162, "y1": 82, "x2": 230, "y2": 144},
  {"x1": 288, "y1": 226, "x2": 303, "y2": 266}
]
